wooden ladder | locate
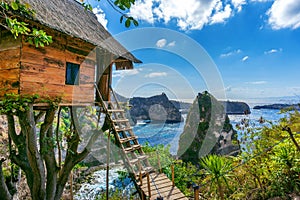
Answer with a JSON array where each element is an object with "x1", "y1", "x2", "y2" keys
[{"x1": 94, "y1": 84, "x2": 153, "y2": 179}]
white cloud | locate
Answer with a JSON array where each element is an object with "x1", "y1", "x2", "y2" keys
[
  {"x1": 242, "y1": 56, "x2": 249, "y2": 61},
  {"x1": 246, "y1": 81, "x2": 267, "y2": 85},
  {"x1": 225, "y1": 86, "x2": 232, "y2": 92},
  {"x1": 220, "y1": 49, "x2": 242, "y2": 58},
  {"x1": 167, "y1": 41, "x2": 176, "y2": 47},
  {"x1": 264, "y1": 48, "x2": 282, "y2": 54},
  {"x1": 113, "y1": 68, "x2": 141, "y2": 78},
  {"x1": 267, "y1": 0, "x2": 300, "y2": 30},
  {"x1": 145, "y1": 72, "x2": 167, "y2": 78},
  {"x1": 210, "y1": 4, "x2": 232, "y2": 24},
  {"x1": 156, "y1": 39, "x2": 176, "y2": 48},
  {"x1": 231, "y1": 0, "x2": 246, "y2": 12},
  {"x1": 129, "y1": 0, "x2": 155, "y2": 23},
  {"x1": 129, "y1": 0, "x2": 246, "y2": 30},
  {"x1": 156, "y1": 39, "x2": 167, "y2": 48},
  {"x1": 93, "y1": 7, "x2": 108, "y2": 29}
]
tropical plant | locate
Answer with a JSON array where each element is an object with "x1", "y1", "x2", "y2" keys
[{"x1": 200, "y1": 155, "x2": 233, "y2": 200}]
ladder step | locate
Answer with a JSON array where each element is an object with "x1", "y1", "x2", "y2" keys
[
  {"x1": 124, "y1": 144, "x2": 141, "y2": 152},
  {"x1": 137, "y1": 155, "x2": 148, "y2": 161},
  {"x1": 120, "y1": 136, "x2": 138, "y2": 143},
  {"x1": 107, "y1": 109, "x2": 124, "y2": 113},
  {"x1": 113, "y1": 119, "x2": 129, "y2": 123},
  {"x1": 130, "y1": 158, "x2": 139, "y2": 165},
  {"x1": 116, "y1": 127, "x2": 132, "y2": 132},
  {"x1": 136, "y1": 167, "x2": 154, "y2": 178}
]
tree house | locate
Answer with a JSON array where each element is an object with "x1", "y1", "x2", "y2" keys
[{"x1": 0, "y1": 0, "x2": 141, "y2": 106}]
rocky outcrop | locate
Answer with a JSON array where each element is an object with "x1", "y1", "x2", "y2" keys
[
  {"x1": 221, "y1": 101, "x2": 251, "y2": 115},
  {"x1": 129, "y1": 93, "x2": 183, "y2": 123},
  {"x1": 177, "y1": 91, "x2": 240, "y2": 164},
  {"x1": 253, "y1": 103, "x2": 300, "y2": 110},
  {"x1": 170, "y1": 100, "x2": 251, "y2": 115}
]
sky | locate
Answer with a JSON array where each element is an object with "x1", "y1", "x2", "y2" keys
[{"x1": 89, "y1": 0, "x2": 300, "y2": 104}]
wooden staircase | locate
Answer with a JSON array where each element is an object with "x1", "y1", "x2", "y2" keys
[
  {"x1": 95, "y1": 84, "x2": 188, "y2": 200},
  {"x1": 105, "y1": 100, "x2": 153, "y2": 177}
]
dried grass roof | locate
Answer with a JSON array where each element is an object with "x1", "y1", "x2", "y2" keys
[{"x1": 20, "y1": 0, "x2": 141, "y2": 63}]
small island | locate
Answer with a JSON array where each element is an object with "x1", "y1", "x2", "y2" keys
[{"x1": 253, "y1": 103, "x2": 300, "y2": 110}]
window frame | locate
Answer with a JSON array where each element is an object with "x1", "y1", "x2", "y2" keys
[{"x1": 65, "y1": 62, "x2": 80, "y2": 85}]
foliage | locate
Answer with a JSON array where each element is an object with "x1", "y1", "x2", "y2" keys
[
  {"x1": 200, "y1": 155, "x2": 233, "y2": 200},
  {"x1": 95, "y1": 188, "x2": 138, "y2": 200},
  {"x1": 142, "y1": 142, "x2": 174, "y2": 171},
  {"x1": 0, "y1": 93, "x2": 39, "y2": 114},
  {"x1": 0, "y1": 0, "x2": 53, "y2": 47}
]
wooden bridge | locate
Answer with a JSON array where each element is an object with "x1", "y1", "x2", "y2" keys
[{"x1": 95, "y1": 84, "x2": 188, "y2": 200}]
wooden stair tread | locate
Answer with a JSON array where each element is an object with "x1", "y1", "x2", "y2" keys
[
  {"x1": 136, "y1": 167, "x2": 154, "y2": 176},
  {"x1": 124, "y1": 144, "x2": 141, "y2": 152},
  {"x1": 120, "y1": 136, "x2": 138, "y2": 143},
  {"x1": 107, "y1": 109, "x2": 124, "y2": 112},
  {"x1": 113, "y1": 119, "x2": 129, "y2": 123},
  {"x1": 116, "y1": 127, "x2": 132, "y2": 132},
  {"x1": 138, "y1": 173, "x2": 189, "y2": 200}
]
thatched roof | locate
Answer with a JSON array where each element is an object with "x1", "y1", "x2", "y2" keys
[{"x1": 19, "y1": 0, "x2": 141, "y2": 63}]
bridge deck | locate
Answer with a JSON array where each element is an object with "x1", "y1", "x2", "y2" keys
[{"x1": 137, "y1": 173, "x2": 188, "y2": 200}]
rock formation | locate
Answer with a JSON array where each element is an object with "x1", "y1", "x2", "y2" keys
[
  {"x1": 129, "y1": 93, "x2": 183, "y2": 123},
  {"x1": 177, "y1": 91, "x2": 240, "y2": 164},
  {"x1": 221, "y1": 101, "x2": 251, "y2": 114},
  {"x1": 253, "y1": 103, "x2": 300, "y2": 110}
]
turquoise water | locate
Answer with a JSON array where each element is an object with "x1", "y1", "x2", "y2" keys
[
  {"x1": 133, "y1": 115, "x2": 186, "y2": 155},
  {"x1": 133, "y1": 108, "x2": 287, "y2": 155}
]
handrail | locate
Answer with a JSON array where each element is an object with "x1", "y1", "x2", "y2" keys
[
  {"x1": 94, "y1": 83, "x2": 109, "y2": 113},
  {"x1": 109, "y1": 85, "x2": 121, "y2": 110}
]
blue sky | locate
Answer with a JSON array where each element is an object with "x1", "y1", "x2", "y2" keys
[{"x1": 90, "y1": 0, "x2": 300, "y2": 103}]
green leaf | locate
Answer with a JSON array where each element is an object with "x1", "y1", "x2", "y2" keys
[
  {"x1": 125, "y1": 18, "x2": 131, "y2": 28},
  {"x1": 120, "y1": 15, "x2": 124, "y2": 24},
  {"x1": 11, "y1": 1, "x2": 19, "y2": 10},
  {"x1": 133, "y1": 19, "x2": 139, "y2": 26}
]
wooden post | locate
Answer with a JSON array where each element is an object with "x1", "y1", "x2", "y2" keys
[
  {"x1": 193, "y1": 184, "x2": 200, "y2": 200},
  {"x1": 171, "y1": 164, "x2": 175, "y2": 187},
  {"x1": 139, "y1": 162, "x2": 143, "y2": 186},
  {"x1": 157, "y1": 151, "x2": 162, "y2": 173},
  {"x1": 147, "y1": 173, "x2": 151, "y2": 198},
  {"x1": 283, "y1": 126, "x2": 300, "y2": 152},
  {"x1": 106, "y1": 131, "x2": 110, "y2": 200},
  {"x1": 70, "y1": 171, "x2": 74, "y2": 200}
]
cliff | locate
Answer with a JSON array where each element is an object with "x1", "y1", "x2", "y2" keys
[
  {"x1": 221, "y1": 101, "x2": 251, "y2": 114},
  {"x1": 253, "y1": 103, "x2": 300, "y2": 110},
  {"x1": 170, "y1": 100, "x2": 251, "y2": 115},
  {"x1": 129, "y1": 93, "x2": 183, "y2": 123},
  {"x1": 177, "y1": 91, "x2": 240, "y2": 164}
]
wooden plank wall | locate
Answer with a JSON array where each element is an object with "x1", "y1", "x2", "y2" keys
[
  {"x1": 0, "y1": 30, "x2": 21, "y2": 97},
  {"x1": 19, "y1": 28, "x2": 97, "y2": 104}
]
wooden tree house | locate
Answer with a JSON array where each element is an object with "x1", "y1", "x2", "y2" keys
[{"x1": 0, "y1": 0, "x2": 141, "y2": 106}]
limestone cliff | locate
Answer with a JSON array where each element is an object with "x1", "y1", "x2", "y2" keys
[
  {"x1": 177, "y1": 91, "x2": 240, "y2": 164},
  {"x1": 129, "y1": 93, "x2": 183, "y2": 123}
]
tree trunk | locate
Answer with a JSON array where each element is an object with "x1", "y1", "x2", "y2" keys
[
  {"x1": 40, "y1": 108, "x2": 57, "y2": 200},
  {"x1": 4, "y1": 104, "x2": 101, "y2": 200},
  {"x1": 18, "y1": 105, "x2": 46, "y2": 200},
  {"x1": 0, "y1": 159, "x2": 12, "y2": 200}
]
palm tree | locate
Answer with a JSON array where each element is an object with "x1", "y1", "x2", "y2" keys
[{"x1": 200, "y1": 155, "x2": 232, "y2": 200}]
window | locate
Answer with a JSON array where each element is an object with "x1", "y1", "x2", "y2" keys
[{"x1": 65, "y1": 62, "x2": 80, "y2": 85}]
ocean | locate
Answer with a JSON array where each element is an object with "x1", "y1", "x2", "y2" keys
[{"x1": 133, "y1": 108, "x2": 287, "y2": 155}]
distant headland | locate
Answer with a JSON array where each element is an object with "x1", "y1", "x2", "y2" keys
[{"x1": 253, "y1": 103, "x2": 300, "y2": 110}]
